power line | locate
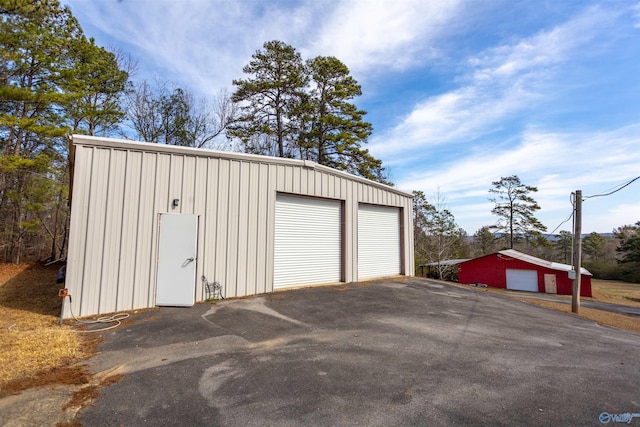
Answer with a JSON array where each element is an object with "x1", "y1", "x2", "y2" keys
[
  {"x1": 544, "y1": 210, "x2": 574, "y2": 238},
  {"x1": 583, "y1": 176, "x2": 640, "y2": 199}
]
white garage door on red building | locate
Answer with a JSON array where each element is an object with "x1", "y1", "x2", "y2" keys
[
  {"x1": 358, "y1": 204, "x2": 401, "y2": 280},
  {"x1": 273, "y1": 194, "x2": 343, "y2": 289},
  {"x1": 506, "y1": 269, "x2": 538, "y2": 292}
]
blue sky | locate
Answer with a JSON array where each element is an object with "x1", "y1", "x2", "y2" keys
[{"x1": 64, "y1": 0, "x2": 640, "y2": 235}]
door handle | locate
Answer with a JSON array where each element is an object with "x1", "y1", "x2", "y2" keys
[{"x1": 182, "y1": 257, "x2": 195, "y2": 267}]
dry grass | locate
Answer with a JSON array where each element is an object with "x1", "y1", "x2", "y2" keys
[
  {"x1": 591, "y1": 279, "x2": 640, "y2": 307},
  {"x1": 519, "y1": 298, "x2": 640, "y2": 333},
  {"x1": 465, "y1": 278, "x2": 640, "y2": 334},
  {"x1": 0, "y1": 263, "x2": 91, "y2": 395}
]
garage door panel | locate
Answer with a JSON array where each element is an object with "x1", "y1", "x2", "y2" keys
[
  {"x1": 506, "y1": 269, "x2": 538, "y2": 292},
  {"x1": 358, "y1": 204, "x2": 401, "y2": 280},
  {"x1": 274, "y1": 195, "x2": 342, "y2": 289}
]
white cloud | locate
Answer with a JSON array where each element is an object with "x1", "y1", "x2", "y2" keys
[
  {"x1": 66, "y1": 1, "x2": 326, "y2": 95},
  {"x1": 633, "y1": 1, "x2": 640, "y2": 28},
  {"x1": 309, "y1": 0, "x2": 462, "y2": 73},
  {"x1": 369, "y1": 5, "x2": 617, "y2": 159},
  {"x1": 400, "y1": 124, "x2": 640, "y2": 233},
  {"x1": 66, "y1": 0, "x2": 461, "y2": 96}
]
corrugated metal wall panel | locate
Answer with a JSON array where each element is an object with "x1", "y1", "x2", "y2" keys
[
  {"x1": 255, "y1": 163, "x2": 270, "y2": 294},
  {"x1": 236, "y1": 161, "x2": 250, "y2": 297},
  {"x1": 214, "y1": 159, "x2": 230, "y2": 296},
  {"x1": 298, "y1": 168, "x2": 308, "y2": 194},
  {"x1": 100, "y1": 149, "x2": 126, "y2": 313},
  {"x1": 169, "y1": 155, "x2": 184, "y2": 213},
  {"x1": 132, "y1": 152, "x2": 156, "y2": 311},
  {"x1": 65, "y1": 146, "x2": 93, "y2": 317},
  {"x1": 273, "y1": 194, "x2": 342, "y2": 288},
  {"x1": 226, "y1": 161, "x2": 240, "y2": 296},
  {"x1": 245, "y1": 162, "x2": 259, "y2": 295},
  {"x1": 81, "y1": 148, "x2": 110, "y2": 316},
  {"x1": 314, "y1": 169, "x2": 322, "y2": 195},
  {"x1": 181, "y1": 155, "x2": 196, "y2": 213},
  {"x1": 202, "y1": 158, "x2": 220, "y2": 298},
  {"x1": 193, "y1": 156, "x2": 208, "y2": 299},
  {"x1": 150, "y1": 154, "x2": 170, "y2": 307},
  {"x1": 66, "y1": 136, "x2": 415, "y2": 318},
  {"x1": 116, "y1": 150, "x2": 141, "y2": 311},
  {"x1": 285, "y1": 165, "x2": 294, "y2": 193},
  {"x1": 344, "y1": 184, "x2": 356, "y2": 282}
]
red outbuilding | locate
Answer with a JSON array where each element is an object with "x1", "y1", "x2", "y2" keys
[{"x1": 458, "y1": 249, "x2": 592, "y2": 297}]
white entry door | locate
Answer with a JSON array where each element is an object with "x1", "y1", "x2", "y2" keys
[{"x1": 156, "y1": 214, "x2": 198, "y2": 306}]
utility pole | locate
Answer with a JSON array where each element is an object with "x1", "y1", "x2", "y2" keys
[{"x1": 572, "y1": 190, "x2": 582, "y2": 313}]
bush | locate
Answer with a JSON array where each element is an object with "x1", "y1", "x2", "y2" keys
[{"x1": 582, "y1": 260, "x2": 623, "y2": 281}]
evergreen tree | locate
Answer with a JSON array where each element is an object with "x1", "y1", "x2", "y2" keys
[
  {"x1": 554, "y1": 230, "x2": 573, "y2": 264},
  {"x1": 615, "y1": 222, "x2": 640, "y2": 283},
  {"x1": 489, "y1": 175, "x2": 547, "y2": 249},
  {"x1": 230, "y1": 40, "x2": 308, "y2": 157},
  {"x1": 0, "y1": 0, "x2": 81, "y2": 156},
  {"x1": 473, "y1": 226, "x2": 496, "y2": 256},
  {"x1": 0, "y1": 0, "x2": 129, "y2": 262},
  {"x1": 61, "y1": 37, "x2": 128, "y2": 136},
  {"x1": 231, "y1": 41, "x2": 388, "y2": 183},
  {"x1": 583, "y1": 232, "x2": 606, "y2": 259},
  {"x1": 304, "y1": 56, "x2": 382, "y2": 181}
]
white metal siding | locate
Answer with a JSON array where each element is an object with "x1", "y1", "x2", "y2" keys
[
  {"x1": 273, "y1": 195, "x2": 342, "y2": 289},
  {"x1": 358, "y1": 204, "x2": 401, "y2": 280},
  {"x1": 65, "y1": 136, "x2": 414, "y2": 318}
]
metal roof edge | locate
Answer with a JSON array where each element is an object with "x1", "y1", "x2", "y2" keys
[
  {"x1": 420, "y1": 259, "x2": 471, "y2": 267},
  {"x1": 71, "y1": 135, "x2": 413, "y2": 198},
  {"x1": 498, "y1": 249, "x2": 592, "y2": 276}
]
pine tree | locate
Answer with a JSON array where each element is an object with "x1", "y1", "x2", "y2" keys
[
  {"x1": 489, "y1": 175, "x2": 547, "y2": 249},
  {"x1": 230, "y1": 40, "x2": 308, "y2": 158},
  {"x1": 231, "y1": 41, "x2": 388, "y2": 183},
  {"x1": 0, "y1": 0, "x2": 129, "y2": 261},
  {"x1": 304, "y1": 56, "x2": 382, "y2": 181}
]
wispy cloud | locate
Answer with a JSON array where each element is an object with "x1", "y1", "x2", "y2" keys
[
  {"x1": 369, "y1": 5, "x2": 618, "y2": 159},
  {"x1": 632, "y1": 1, "x2": 640, "y2": 28},
  {"x1": 62, "y1": 0, "x2": 640, "y2": 233},
  {"x1": 399, "y1": 124, "x2": 640, "y2": 233},
  {"x1": 66, "y1": 0, "x2": 460, "y2": 95},
  {"x1": 308, "y1": 0, "x2": 462, "y2": 73},
  {"x1": 67, "y1": 1, "x2": 327, "y2": 94}
]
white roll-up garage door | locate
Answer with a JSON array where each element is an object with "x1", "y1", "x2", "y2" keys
[
  {"x1": 358, "y1": 204, "x2": 401, "y2": 280},
  {"x1": 506, "y1": 269, "x2": 538, "y2": 292},
  {"x1": 273, "y1": 194, "x2": 342, "y2": 289}
]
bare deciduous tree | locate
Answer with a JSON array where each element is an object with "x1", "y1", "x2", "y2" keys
[{"x1": 124, "y1": 81, "x2": 237, "y2": 149}]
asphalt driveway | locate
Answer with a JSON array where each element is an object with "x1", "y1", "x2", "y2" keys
[{"x1": 79, "y1": 278, "x2": 640, "y2": 426}]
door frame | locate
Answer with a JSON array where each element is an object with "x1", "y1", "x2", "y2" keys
[{"x1": 156, "y1": 213, "x2": 199, "y2": 306}]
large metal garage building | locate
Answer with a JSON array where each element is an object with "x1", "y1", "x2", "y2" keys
[{"x1": 64, "y1": 135, "x2": 414, "y2": 318}]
